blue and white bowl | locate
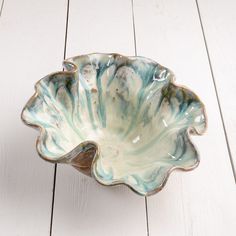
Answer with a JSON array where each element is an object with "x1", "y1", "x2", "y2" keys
[{"x1": 22, "y1": 53, "x2": 207, "y2": 196}]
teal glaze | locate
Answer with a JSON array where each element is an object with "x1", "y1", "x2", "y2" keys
[{"x1": 22, "y1": 53, "x2": 207, "y2": 196}]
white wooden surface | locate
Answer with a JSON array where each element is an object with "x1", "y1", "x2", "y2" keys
[
  {"x1": 197, "y1": 0, "x2": 236, "y2": 177},
  {"x1": 0, "y1": 0, "x2": 236, "y2": 235},
  {"x1": 0, "y1": 0, "x2": 67, "y2": 235}
]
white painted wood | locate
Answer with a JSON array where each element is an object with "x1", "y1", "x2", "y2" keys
[
  {"x1": 133, "y1": 0, "x2": 236, "y2": 235},
  {"x1": 0, "y1": 0, "x2": 67, "y2": 235},
  {"x1": 51, "y1": 0, "x2": 147, "y2": 235},
  {"x1": 197, "y1": 0, "x2": 236, "y2": 173}
]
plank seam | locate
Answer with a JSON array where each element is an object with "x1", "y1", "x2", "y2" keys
[
  {"x1": 195, "y1": 0, "x2": 236, "y2": 182},
  {"x1": 49, "y1": 0, "x2": 71, "y2": 235},
  {"x1": 63, "y1": 0, "x2": 70, "y2": 61},
  {"x1": 144, "y1": 196, "x2": 150, "y2": 236},
  {"x1": 49, "y1": 165, "x2": 57, "y2": 236},
  {"x1": 131, "y1": 1, "x2": 150, "y2": 235},
  {"x1": 0, "y1": 0, "x2": 5, "y2": 18},
  {"x1": 131, "y1": 0, "x2": 137, "y2": 56}
]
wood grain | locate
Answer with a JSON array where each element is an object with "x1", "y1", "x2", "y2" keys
[
  {"x1": 133, "y1": 0, "x2": 236, "y2": 235},
  {"x1": 51, "y1": 0, "x2": 147, "y2": 235},
  {"x1": 197, "y1": 0, "x2": 236, "y2": 177},
  {"x1": 0, "y1": 0, "x2": 67, "y2": 235}
]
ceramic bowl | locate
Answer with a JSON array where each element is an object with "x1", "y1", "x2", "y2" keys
[{"x1": 21, "y1": 53, "x2": 207, "y2": 196}]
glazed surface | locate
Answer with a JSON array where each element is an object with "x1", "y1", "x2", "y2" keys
[{"x1": 22, "y1": 53, "x2": 206, "y2": 195}]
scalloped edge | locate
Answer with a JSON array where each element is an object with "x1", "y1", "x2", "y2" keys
[{"x1": 21, "y1": 53, "x2": 207, "y2": 196}]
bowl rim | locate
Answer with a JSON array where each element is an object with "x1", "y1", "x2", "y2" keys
[{"x1": 21, "y1": 52, "x2": 207, "y2": 196}]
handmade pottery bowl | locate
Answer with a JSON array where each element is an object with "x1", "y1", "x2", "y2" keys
[{"x1": 21, "y1": 53, "x2": 207, "y2": 196}]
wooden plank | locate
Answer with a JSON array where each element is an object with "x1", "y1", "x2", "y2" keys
[
  {"x1": 51, "y1": 0, "x2": 147, "y2": 236},
  {"x1": 197, "y1": 0, "x2": 236, "y2": 176},
  {"x1": 133, "y1": 0, "x2": 236, "y2": 235},
  {"x1": 0, "y1": 0, "x2": 67, "y2": 235}
]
